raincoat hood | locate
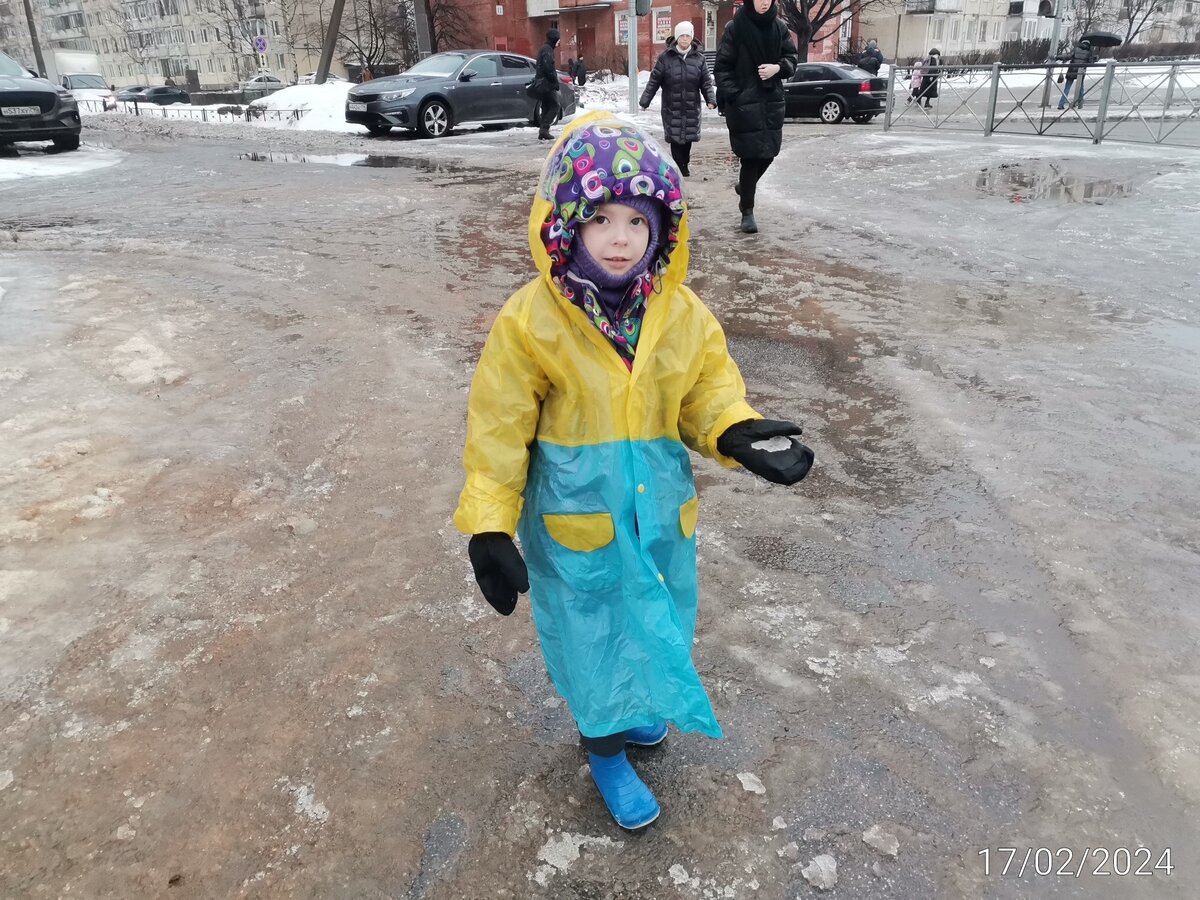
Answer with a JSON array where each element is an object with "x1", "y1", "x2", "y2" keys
[{"x1": 529, "y1": 112, "x2": 690, "y2": 310}]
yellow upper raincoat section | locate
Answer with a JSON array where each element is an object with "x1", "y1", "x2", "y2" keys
[{"x1": 455, "y1": 112, "x2": 761, "y2": 538}]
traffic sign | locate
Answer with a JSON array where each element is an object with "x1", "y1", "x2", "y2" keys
[{"x1": 253, "y1": 36, "x2": 269, "y2": 53}]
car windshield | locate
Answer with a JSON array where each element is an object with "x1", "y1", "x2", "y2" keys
[
  {"x1": 0, "y1": 52, "x2": 32, "y2": 78},
  {"x1": 69, "y1": 74, "x2": 108, "y2": 89},
  {"x1": 404, "y1": 53, "x2": 467, "y2": 77}
]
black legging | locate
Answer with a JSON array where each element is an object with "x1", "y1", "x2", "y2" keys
[
  {"x1": 580, "y1": 731, "x2": 626, "y2": 757},
  {"x1": 738, "y1": 157, "x2": 773, "y2": 212},
  {"x1": 538, "y1": 93, "x2": 560, "y2": 134},
  {"x1": 670, "y1": 141, "x2": 693, "y2": 173}
]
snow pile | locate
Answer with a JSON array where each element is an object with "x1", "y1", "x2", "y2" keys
[
  {"x1": 250, "y1": 81, "x2": 361, "y2": 133},
  {"x1": 0, "y1": 145, "x2": 124, "y2": 183}
]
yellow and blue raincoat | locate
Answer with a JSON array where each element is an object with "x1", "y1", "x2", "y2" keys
[{"x1": 455, "y1": 113, "x2": 762, "y2": 738}]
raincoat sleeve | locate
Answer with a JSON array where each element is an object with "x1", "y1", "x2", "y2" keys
[
  {"x1": 454, "y1": 290, "x2": 549, "y2": 537},
  {"x1": 678, "y1": 298, "x2": 762, "y2": 468}
]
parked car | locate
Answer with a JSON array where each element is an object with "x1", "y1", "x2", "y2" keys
[
  {"x1": 345, "y1": 50, "x2": 578, "y2": 138},
  {"x1": 0, "y1": 49, "x2": 81, "y2": 151},
  {"x1": 53, "y1": 71, "x2": 116, "y2": 111},
  {"x1": 238, "y1": 73, "x2": 285, "y2": 99},
  {"x1": 783, "y1": 63, "x2": 888, "y2": 124},
  {"x1": 114, "y1": 85, "x2": 150, "y2": 101},
  {"x1": 298, "y1": 72, "x2": 347, "y2": 85},
  {"x1": 135, "y1": 86, "x2": 191, "y2": 105}
]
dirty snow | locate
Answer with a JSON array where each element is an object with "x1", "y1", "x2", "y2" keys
[
  {"x1": 736, "y1": 772, "x2": 766, "y2": 794},
  {"x1": 800, "y1": 854, "x2": 839, "y2": 891},
  {"x1": 862, "y1": 824, "x2": 900, "y2": 857},
  {"x1": 0, "y1": 145, "x2": 124, "y2": 185}
]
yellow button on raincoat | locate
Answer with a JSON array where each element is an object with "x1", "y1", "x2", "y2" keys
[{"x1": 455, "y1": 112, "x2": 762, "y2": 738}]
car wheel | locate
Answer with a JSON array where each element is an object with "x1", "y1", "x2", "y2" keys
[
  {"x1": 819, "y1": 97, "x2": 846, "y2": 124},
  {"x1": 851, "y1": 113, "x2": 875, "y2": 124},
  {"x1": 366, "y1": 123, "x2": 392, "y2": 136},
  {"x1": 53, "y1": 134, "x2": 81, "y2": 152},
  {"x1": 417, "y1": 99, "x2": 451, "y2": 138}
]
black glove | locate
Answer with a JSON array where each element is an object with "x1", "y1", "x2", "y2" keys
[
  {"x1": 716, "y1": 419, "x2": 814, "y2": 486},
  {"x1": 467, "y1": 533, "x2": 529, "y2": 616}
]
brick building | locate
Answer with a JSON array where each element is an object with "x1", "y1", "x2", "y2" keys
[{"x1": 455, "y1": 1, "x2": 847, "y2": 73}]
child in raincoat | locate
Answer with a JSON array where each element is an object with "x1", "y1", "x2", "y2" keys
[{"x1": 455, "y1": 112, "x2": 813, "y2": 830}]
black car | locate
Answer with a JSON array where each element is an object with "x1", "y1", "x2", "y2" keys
[
  {"x1": 784, "y1": 63, "x2": 888, "y2": 124},
  {"x1": 346, "y1": 50, "x2": 578, "y2": 138},
  {"x1": 0, "y1": 49, "x2": 81, "y2": 151},
  {"x1": 135, "y1": 86, "x2": 191, "y2": 106},
  {"x1": 114, "y1": 85, "x2": 150, "y2": 101}
]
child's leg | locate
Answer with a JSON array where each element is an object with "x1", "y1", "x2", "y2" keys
[
  {"x1": 580, "y1": 731, "x2": 625, "y2": 757},
  {"x1": 580, "y1": 726, "x2": 660, "y2": 829}
]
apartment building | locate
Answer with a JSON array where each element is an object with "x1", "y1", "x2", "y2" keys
[
  {"x1": 0, "y1": 0, "x2": 347, "y2": 89},
  {"x1": 454, "y1": 0, "x2": 848, "y2": 74},
  {"x1": 871, "y1": 0, "x2": 1026, "y2": 62}
]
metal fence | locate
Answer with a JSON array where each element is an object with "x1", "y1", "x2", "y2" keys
[
  {"x1": 884, "y1": 60, "x2": 1200, "y2": 148},
  {"x1": 78, "y1": 99, "x2": 311, "y2": 124}
]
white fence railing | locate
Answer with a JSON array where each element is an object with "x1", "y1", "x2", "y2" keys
[
  {"x1": 79, "y1": 99, "x2": 312, "y2": 124},
  {"x1": 883, "y1": 60, "x2": 1200, "y2": 148}
]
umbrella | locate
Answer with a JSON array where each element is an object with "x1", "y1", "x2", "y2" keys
[{"x1": 1081, "y1": 31, "x2": 1123, "y2": 48}]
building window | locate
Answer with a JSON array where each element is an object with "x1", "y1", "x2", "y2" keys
[
  {"x1": 933, "y1": 17, "x2": 945, "y2": 40},
  {"x1": 951, "y1": 18, "x2": 960, "y2": 40}
]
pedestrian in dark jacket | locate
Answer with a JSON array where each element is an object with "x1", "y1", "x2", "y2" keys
[
  {"x1": 713, "y1": 0, "x2": 799, "y2": 234},
  {"x1": 1057, "y1": 39, "x2": 1096, "y2": 109},
  {"x1": 640, "y1": 21, "x2": 717, "y2": 177},
  {"x1": 913, "y1": 48, "x2": 941, "y2": 107},
  {"x1": 535, "y1": 29, "x2": 561, "y2": 140},
  {"x1": 574, "y1": 55, "x2": 588, "y2": 87},
  {"x1": 857, "y1": 40, "x2": 884, "y2": 75}
]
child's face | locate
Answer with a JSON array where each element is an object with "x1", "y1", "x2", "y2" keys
[{"x1": 580, "y1": 203, "x2": 651, "y2": 277}]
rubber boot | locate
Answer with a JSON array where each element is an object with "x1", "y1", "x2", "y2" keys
[
  {"x1": 625, "y1": 721, "x2": 668, "y2": 747},
  {"x1": 740, "y1": 209, "x2": 758, "y2": 234},
  {"x1": 588, "y1": 750, "x2": 660, "y2": 830}
]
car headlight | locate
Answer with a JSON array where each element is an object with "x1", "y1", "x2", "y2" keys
[
  {"x1": 380, "y1": 89, "x2": 415, "y2": 102},
  {"x1": 57, "y1": 91, "x2": 77, "y2": 105}
]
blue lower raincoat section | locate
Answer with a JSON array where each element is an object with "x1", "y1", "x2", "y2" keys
[{"x1": 517, "y1": 437, "x2": 722, "y2": 739}]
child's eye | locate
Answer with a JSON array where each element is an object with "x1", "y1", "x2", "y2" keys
[
  {"x1": 594, "y1": 215, "x2": 608, "y2": 225},
  {"x1": 630, "y1": 217, "x2": 644, "y2": 226}
]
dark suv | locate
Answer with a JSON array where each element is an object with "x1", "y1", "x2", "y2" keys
[
  {"x1": 346, "y1": 50, "x2": 577, "y2": 138},
  {"x1": 0, "y1": 50, "x2": 81, "y2": 151}
]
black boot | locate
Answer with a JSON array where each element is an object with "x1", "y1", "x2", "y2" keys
[{"x1": 740, "y1": 209, "x2": 758, "y2": 233}]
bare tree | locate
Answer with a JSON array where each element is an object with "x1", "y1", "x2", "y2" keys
[
  {"x1": 196, "y1": 0, "x2": 266, "y2": 82},
  {"x1": 268, "y1": 0, "x2": 307, "y2": 81},
  {"x1": 1066, "y1": 0, "x2": 1118, "y2": 44},
  {"x1": 778, "y1": 0, "x2": 898, "y2": 62},
  {"x1": 429, "y1": 0, "x2": 477, "y2": 51},
  {"x1": 1119, "y1": 0, "x2": 1166, "y2": 44},
  {"x1": 338, "y1": 0, "x2": 418, "y2": 74},
  {"x1": 98, "y1": 1, "x2": 163, "y2": 81}
]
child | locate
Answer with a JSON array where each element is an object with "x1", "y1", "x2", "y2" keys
[{"x1": 455, "y1": 112, "x2": 813, "y2": 830}]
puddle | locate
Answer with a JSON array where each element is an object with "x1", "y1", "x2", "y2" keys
[
  {"x1": 239, "y1": 151, "x2": 383, "y2": 167},
  {"x1": 975, "y1": 164, "x2": 1134, "y2": 203},
  {"x1": 237, "y1": 151, "x2": 493, "y2": 183}
]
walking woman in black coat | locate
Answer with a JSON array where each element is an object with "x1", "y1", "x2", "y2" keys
[
  {"x1": 713, "y1": 0, "x2": 799, "y2": 233},
  {"x1": 639, "y1": 21, "x2": 717, "y2": 177}
]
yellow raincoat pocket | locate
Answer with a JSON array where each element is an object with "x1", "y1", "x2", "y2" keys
[
  {"x1": 679, "y1": 496, "x2": 699, "y2": 539},
  {"x1": 542, "y1": 512, "x2": 619, "y2": 590},
  {"x1": 544, "y1": 512, "x2": 615, "y2": 551}
]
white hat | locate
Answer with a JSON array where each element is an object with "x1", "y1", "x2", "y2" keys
[{"x1": 674, "y1": 21, "x2": 694, "y2": 39}]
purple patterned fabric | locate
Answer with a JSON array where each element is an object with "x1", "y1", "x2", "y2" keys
[{"x1": 539, "y1": 121, "x2": 687, "y2": 367}]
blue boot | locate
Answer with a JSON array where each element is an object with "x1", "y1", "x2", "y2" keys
[
  {"x1": 588, "y1": 751, "x2": 660, "y2": 830},
  {"x1": 625, "y1": 721, "x2": 668, "y2": 747}
]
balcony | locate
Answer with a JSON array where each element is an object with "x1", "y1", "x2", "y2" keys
[{"x1": 904, "y1": 0, "x2": 962, "y2": 12}]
